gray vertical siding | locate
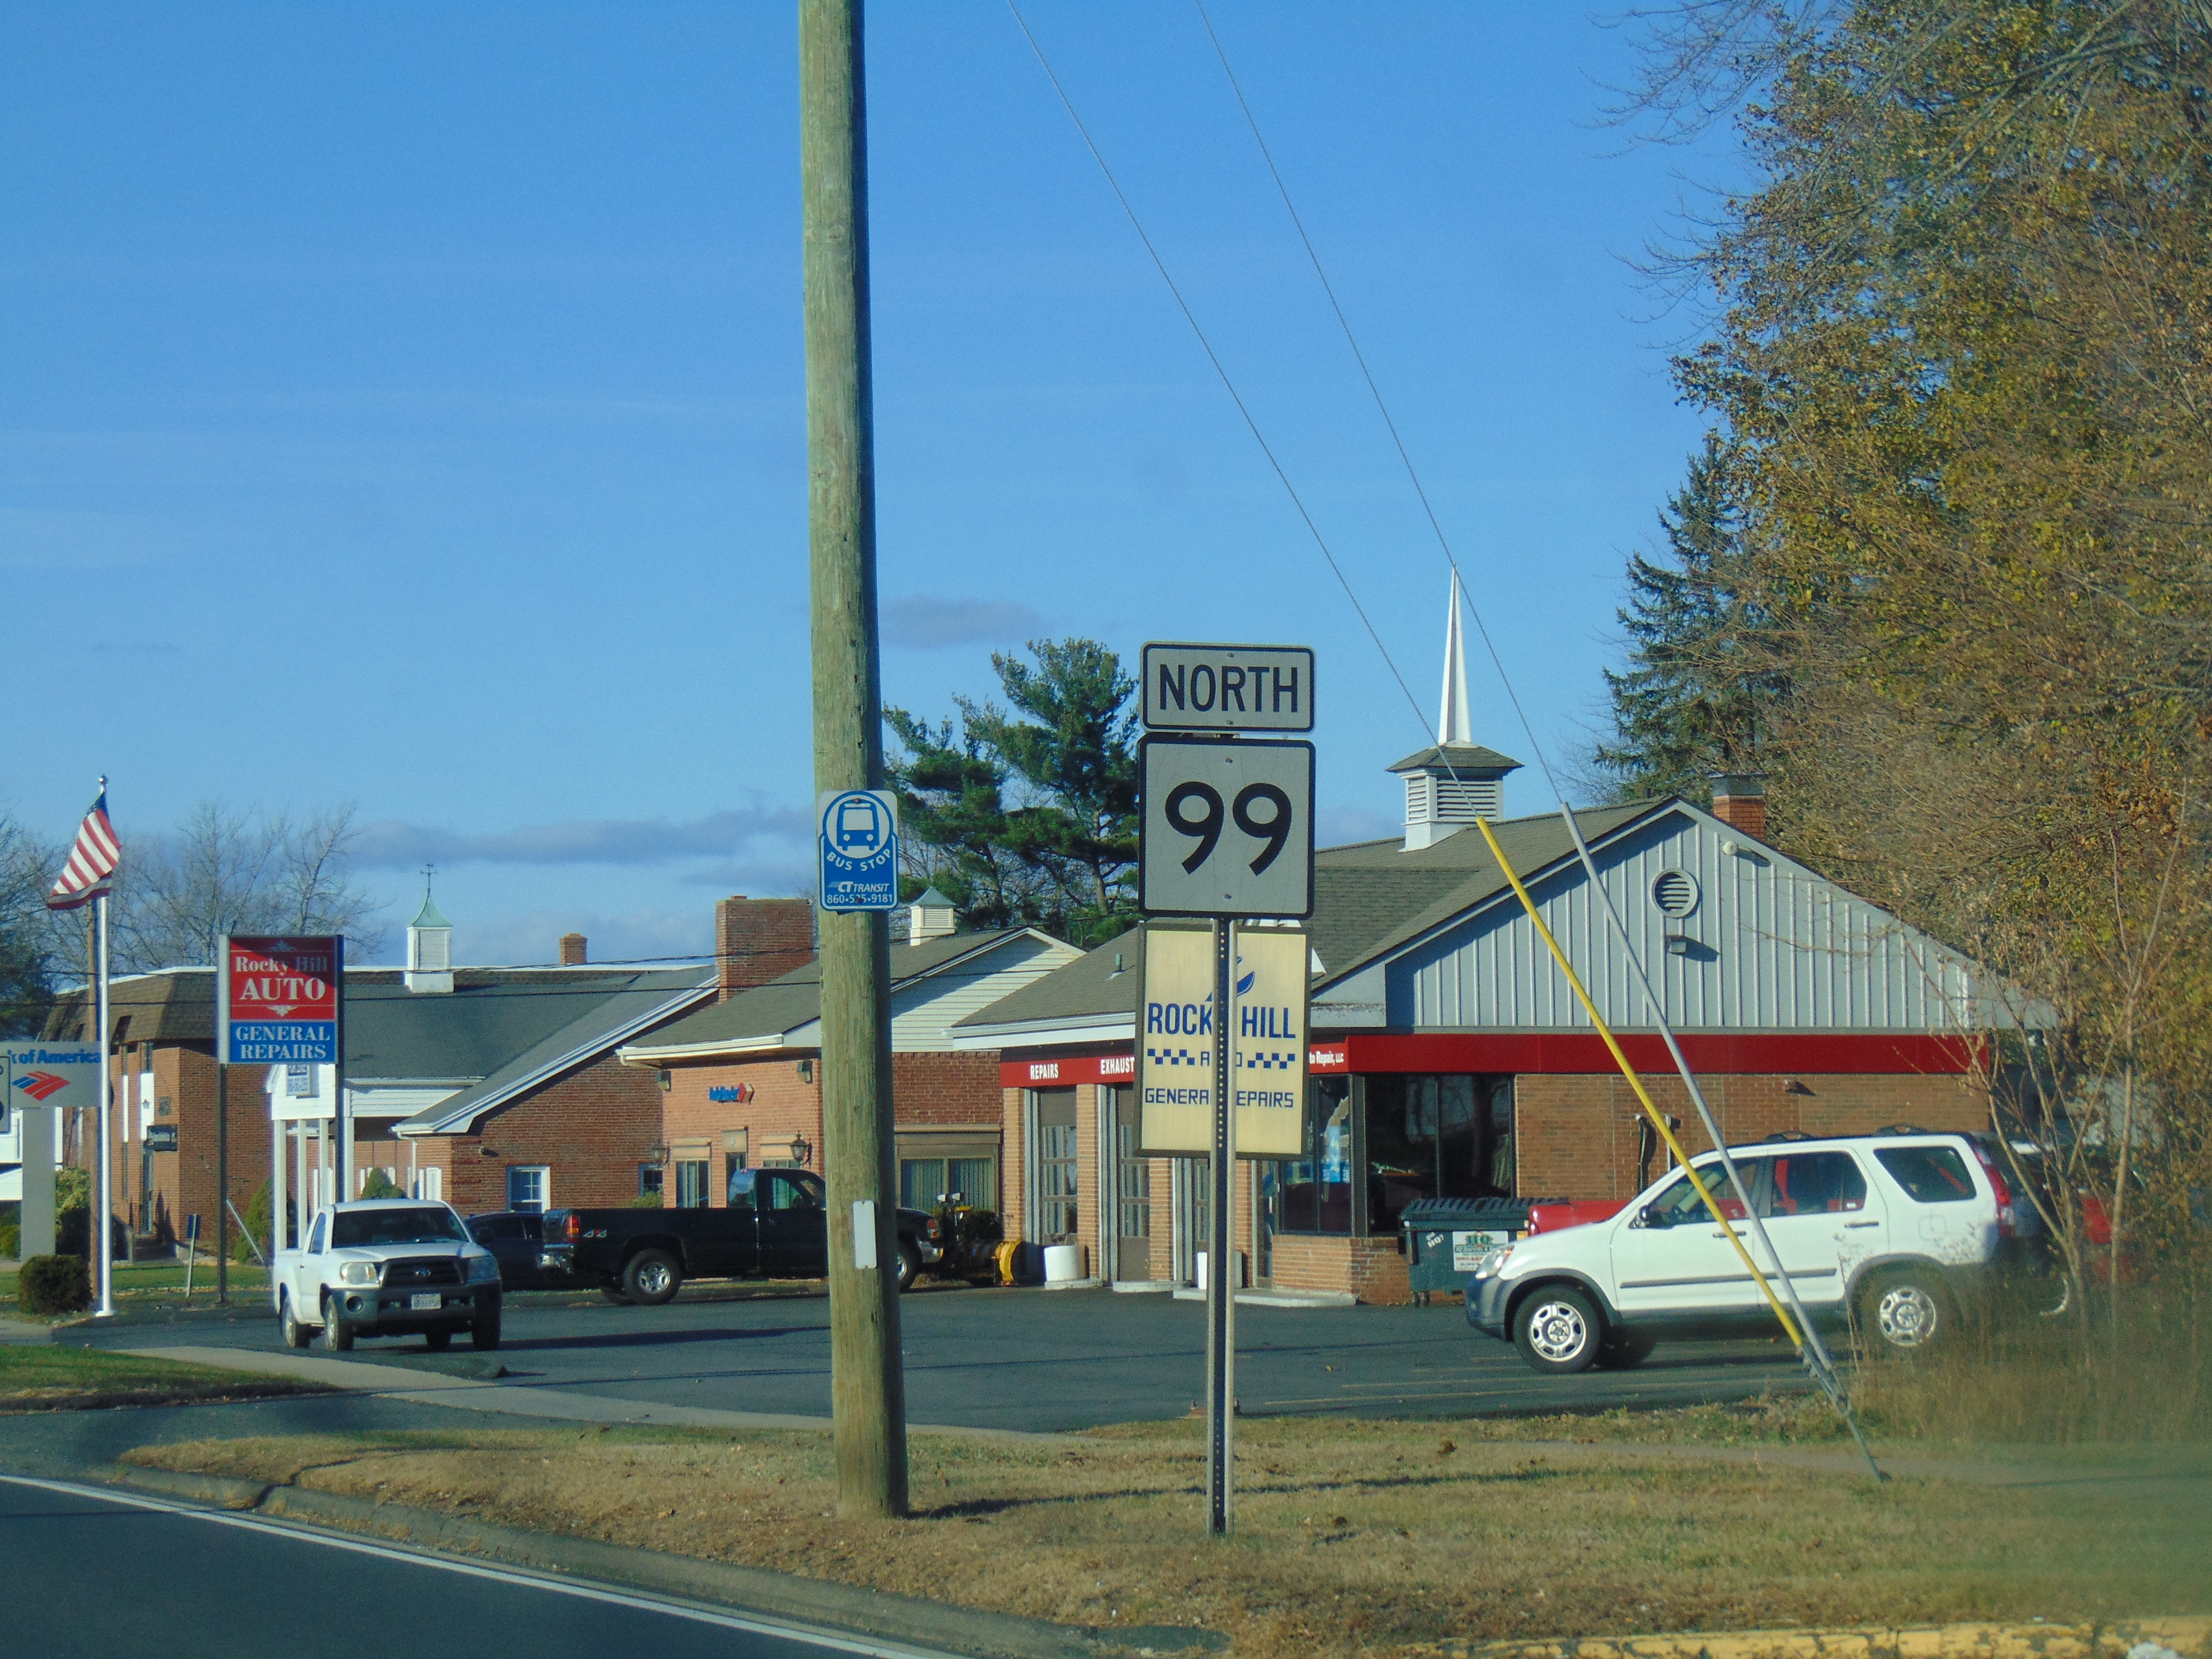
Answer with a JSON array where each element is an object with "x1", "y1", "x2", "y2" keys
[{"x1": 1391, "y1": 810, "x2": 1985, "y2": 1031}]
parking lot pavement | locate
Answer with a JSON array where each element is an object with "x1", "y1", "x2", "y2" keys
[{"x1": 69, "y1": 1283, "x2": 1810, "y2": 1433}]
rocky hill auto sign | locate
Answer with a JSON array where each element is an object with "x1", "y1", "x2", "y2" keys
[{"x1": 219, "y1": 935, "x2": 342, "y2": 1063}]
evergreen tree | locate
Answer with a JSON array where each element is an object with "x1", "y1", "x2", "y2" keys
[
  {"x1": 886, "y1": 638, "x2": 1140, "y2": 946},
  {"x1": 1593, "y1": 431, "x2": 1781, "y2": 802}
]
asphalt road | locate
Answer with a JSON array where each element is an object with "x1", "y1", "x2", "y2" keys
[
  {"x1": 0, "y1": 1474, "x2": 896, "y2": 1659},
  {"x1": 62, "y1": 1281, "x2": 1810, "y2": 1432}
]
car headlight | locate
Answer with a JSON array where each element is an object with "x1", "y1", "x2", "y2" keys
[
  {"x1": 1471, "y1": 1246, "x2": 1514, "y2": 1280},
  {"x1": 336, "y1": 1259, "x2": 379, "y2": 1287},
  {"x1": 466, "y1": 1253, "x2": 502, "y2": 1283}
]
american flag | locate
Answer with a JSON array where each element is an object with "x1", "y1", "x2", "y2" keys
[{"x1": 46, "y1": 786, "x2": 122, "y2": 911}]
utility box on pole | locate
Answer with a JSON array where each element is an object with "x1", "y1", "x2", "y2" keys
[{"x1": 800, "y1": 0, "x2": 907, "y2": 1520}]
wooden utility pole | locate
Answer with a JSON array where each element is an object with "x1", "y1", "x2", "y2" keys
[{"x1": 800, "y1": 0, "x2": 907, "y2": 1519}]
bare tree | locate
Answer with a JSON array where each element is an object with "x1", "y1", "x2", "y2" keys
[
  {"x1": 0, "y1": 813, "x2": 61, "y2": 1036},
  {"x1": 112, "y1": 802, "x2": 388, "y2": 972}
]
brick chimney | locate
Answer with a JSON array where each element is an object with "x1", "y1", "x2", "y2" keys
[
  {"x1": 558, "y1": 932, "x2": 587, "y2": 966},
  {"x1": 715, "y1": 896, "x2": 815, "y2": 1000},
  {"x1": 1710, "y1": 774, "x2": 1768, "y2": 843}
]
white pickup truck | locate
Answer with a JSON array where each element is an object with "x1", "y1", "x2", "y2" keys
[
  {"x1": 1467, "y1": 1130, "x2": 2020, "y2": 1372},
  {"x1": 272, "y1": 1198, "x2": 504, "y2": 1352}
]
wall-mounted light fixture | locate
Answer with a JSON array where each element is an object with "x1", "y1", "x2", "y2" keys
[
  {"x1": 657, "y1": 1068, "x2": 672, "y2": 1092},
  {"x1": 789, "y1": 1136, "x2": 812, "y2": 1165},
  {"x1": 647, "y1": 1144, "x2": 669, "y2": 1165},
  {"x1": 797, "y1": 1059, "x2": 814, "y2": 1083}
]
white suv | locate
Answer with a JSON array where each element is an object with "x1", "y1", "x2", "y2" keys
[{"x1": 1466, "y1": 1131, "x2": 2017, "y2": 1372}]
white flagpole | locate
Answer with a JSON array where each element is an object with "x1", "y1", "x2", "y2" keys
[{"x1": 94, "y1": 885, "x2": 114, "y2": 1318}]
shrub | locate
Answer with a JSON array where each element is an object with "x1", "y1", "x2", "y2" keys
[
  {"x1": 359, "y1": 1169, "x2": 403, "y2": 1200},
  {"x1": 628, "y1": 1192, "x2": 666, "y2": 1208},
  {"x1": 18, "y1": 1254, "x2": 92, "y2": 1316},
  {"x1": 54, "y1": 1166, "x2": 88, "y2": 1213},
  {"x1": 234, "y1": 1179, "x2": 273, "y2": 1263},
  {"x1": 58, "y1": 1206, "x2": 128, "y2": 1261},
  {"x1": 0, "y1": 1219, "x2": 18, "y2": 1261}
]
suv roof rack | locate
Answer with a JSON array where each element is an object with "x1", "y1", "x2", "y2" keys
[{"x1": 1761, "y1": 1129, "x2": 1813, "y2": 1142}]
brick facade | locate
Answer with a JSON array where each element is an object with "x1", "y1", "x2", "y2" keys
[
  {"x1": 1269, "y1": 1233, "x2": 1412, "y2": 1305},
  {"x1": 89, "y1": 1045, "x2": 270, "y2": 1249}
]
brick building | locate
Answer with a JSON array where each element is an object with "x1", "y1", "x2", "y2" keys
[
  {"x1": 266, "y1": 894, "x2": 826, "y2": 1239},
  {"x1": 617, "y1": 890, "x2": 1080, "y2": 1216},
  {"x1": 40, "y1": 968, "x2": 270, "y2": 1252},
  {"x1": 951, "y1": 618, "x2": 2027, "y2": 1304}
]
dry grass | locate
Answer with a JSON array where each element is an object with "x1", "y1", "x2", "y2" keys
[
  {"x1": 126, "y1": 1410, "x2": 2210, "y2": 1659},
  {"x1": 1848, "y1": 1286, "x2": 2212, "y2": 1444}
]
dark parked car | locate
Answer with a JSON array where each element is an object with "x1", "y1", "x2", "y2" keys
[
  {"x1": 544, "y1": 1168, "x2": 941, "y2": 1303},
  {"x1": 465, "y1": 1210, "x2": 579, "y2": 1290}
]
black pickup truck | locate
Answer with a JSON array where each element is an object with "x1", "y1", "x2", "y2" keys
[{"x1": 543, "y1": 1167, "x2": 942, "y2": 1304}]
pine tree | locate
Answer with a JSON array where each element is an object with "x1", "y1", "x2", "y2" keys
[
  {"x1": 885, "y1": 638, "x2": 1140, "y2": 945},
  {"x1": 1593, "y1": 431, "x2": 1781, "y2": 802}
]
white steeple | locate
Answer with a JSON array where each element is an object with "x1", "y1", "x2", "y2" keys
[
  {"x1": 1440, "y1": 570, "x2": 1472, "y2": 745},
  {"x1": 1388, "y1": 571, "x2": 1522, "y2": 850}
]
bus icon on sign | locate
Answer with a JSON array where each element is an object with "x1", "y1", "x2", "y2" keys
[{"x1": 835, "y1": 795, "x2": 885, "y2": 852}]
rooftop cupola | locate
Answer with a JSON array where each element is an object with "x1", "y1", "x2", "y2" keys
[
  {"x1": 907, "y1": 884, "x2": 957, "y2": 944},
  {"x1": 405, "y1": 879, "x2": 455, "y2": 994},
  {"x1": 1392, "y1": 573, "x2": 1521, "y2": 850}
]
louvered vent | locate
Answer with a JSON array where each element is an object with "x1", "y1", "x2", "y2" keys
[{"x1": 1650, "y1": 869, "x2": 1700, "y2": 918}]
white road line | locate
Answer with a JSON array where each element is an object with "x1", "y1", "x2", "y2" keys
[{"x1": 0, "y1": 1474, "x2": 962, "y2": 1659}]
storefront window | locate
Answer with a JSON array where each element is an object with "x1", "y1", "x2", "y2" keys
[
  {"x1": 1034, "y1": 1088, "x2": 1079, "y2": 1240},
  {"x1": 900, "y1": 1157, "x2": 998, "y2": 1212},
  {"x1": 1363, "y1": 1074, "x2": 1513, "y2": 1232},
  {"x1": 1115, "y1": 1121, "x2": 1150, "y2": 1238},
  {"x1": 1269, "y1": 1076, "x2": 1353, "y2": 1235},
  {"x1": 673, "y1": 1159, "x2": 710, "y2": 1209}
]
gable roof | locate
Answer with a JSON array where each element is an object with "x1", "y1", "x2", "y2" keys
[
  {"x1": 394, "y1": 967, "x2": 716, "y2": 1136},
  {"x1": 948, "y1": 801, "x2": 1700, "y2": 1045},
  {"x1": 42, "y1": 964, "x2": 717, "y2": 1109},
  {"x1": 621, "y1": 927, "x2": 1068, "y2": 1060}
]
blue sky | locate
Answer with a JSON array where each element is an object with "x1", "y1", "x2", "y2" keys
[{"x1": 1, "y1": 2, "x2": 1736, "y2": 967}]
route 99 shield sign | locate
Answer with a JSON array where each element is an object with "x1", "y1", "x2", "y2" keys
[{"x1": 1139, "y1": 736, "x2": 1314, "y2": 919}]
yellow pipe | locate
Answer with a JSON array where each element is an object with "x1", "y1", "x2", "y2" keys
[{"x1": 1475, "y1": 818, "x2": 1806, "y2": 1351}]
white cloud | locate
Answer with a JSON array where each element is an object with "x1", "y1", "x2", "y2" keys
[
  {"x1": 881, "y1": 593, "x2": 1047, "y2": 650},
  {"x1": 352, "y1": 803, "x2": 809, "y2": 869}
]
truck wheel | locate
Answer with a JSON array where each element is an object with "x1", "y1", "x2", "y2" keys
[
  {"x1": 896, "y1": 1243, "x2": 922, "y2": 1294},
  {"x1": 623, "y1": 1249, "x2": 682, "y2": 1306},
  {"x1": 280, "y1": 1291, "x2": 312, "y2": 1349},
  {"x1": 471, "y1": 1310, "x2": 502, "y2": 1351},
  {"x1": 320, "y1": 1297, "x2": 355, "y2": 1352},
  {"x1": 424, "y1": 1329, "x2": 453, "y2": 1351},
  {"x1": 1513, "y1": 1286, "x2": 1600, "y2": 1373},
  {"x1": 1597, "y1": 1327, "x2": 1656, "y2": 1370},
  {"x1": 1859, "y1": 1269, "x2": 1951, "y2": 1356}
]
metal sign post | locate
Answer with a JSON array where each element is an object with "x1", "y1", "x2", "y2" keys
[{"x1": 1136, "y1": 642, "x2": 1316, "y2": 1539}]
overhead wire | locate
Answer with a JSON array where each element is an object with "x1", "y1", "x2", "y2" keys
[{"x1": 1009, "y1": 0, "x2": 1878, "y2": 1470}]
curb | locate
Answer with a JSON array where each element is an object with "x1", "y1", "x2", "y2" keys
[
  {"x1": 1435, "y1": 1620, "x2": 2212, "y2": 1659},
  {"x1": 102, "y1": 1464, "x2": 1213, "y2": 1659}
]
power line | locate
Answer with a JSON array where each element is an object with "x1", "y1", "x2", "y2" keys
[
  {"x1": 1002, "y1": 0, "x2": 1428, "y2": 735},
  {"x1": 1189, "y1": 0, "x2": 1561, "y2": 799}
]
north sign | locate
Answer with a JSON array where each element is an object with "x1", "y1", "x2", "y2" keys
[
  {"x1": 1141, "y1": 643, "x2": 1313, "y2": 733},
  {"x1": 220, "y1": 935, "x2": 341, "y2": 1064},
  {"x1": 1139, "y1": 735, "x2": 1315, "y2": 919}
]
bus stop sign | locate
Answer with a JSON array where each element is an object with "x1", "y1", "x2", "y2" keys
[{"x1": 817, "y1": 789, "x2": 899, "y2": 912}]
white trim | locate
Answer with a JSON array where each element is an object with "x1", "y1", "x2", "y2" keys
[{"x1": 950, "y1": 1016, "x2": 1133, "y2": 1051}]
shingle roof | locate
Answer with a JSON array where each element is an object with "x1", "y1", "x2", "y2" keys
[
  {"x1": 1386, "y1": 742, "x2": 1523, "y2": 775},
  {"x1": 43, "y1": 966, "x2": 713, "y2": 1082},
  {"x1": 625, "y1": 928, "x2": 1038, "y2": 1055},
  {"x1": 954, "y1": 802, "x2": 1666, "y2": 1037},
  {"x1": 395, "y1": 968, "x2": 716, "y2": 1134}
]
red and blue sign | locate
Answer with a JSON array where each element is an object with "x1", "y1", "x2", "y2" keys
[{"x1": 221, "y1": 935, "x2": 342, "y2": 1064}]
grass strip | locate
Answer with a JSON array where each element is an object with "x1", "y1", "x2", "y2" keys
[
  {"x1": 122, "y1": 1408, "x2": 2210, "y2": 1659},
  {"x1": 0, "y1": 1344, "x2": 328, "y2": 1412}
]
